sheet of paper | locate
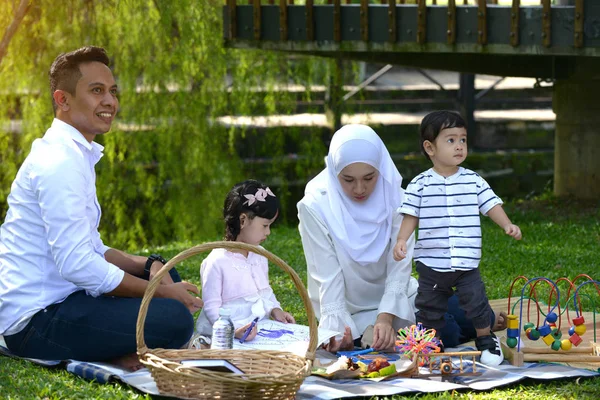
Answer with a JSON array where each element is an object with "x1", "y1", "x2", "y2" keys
[{"x1": 232, "y1": 320, "x2": 340, "y2": 355}]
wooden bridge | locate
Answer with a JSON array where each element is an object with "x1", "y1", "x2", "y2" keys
[{"x1": 223, "y1": 1, "x2": 600, "y2": 199}]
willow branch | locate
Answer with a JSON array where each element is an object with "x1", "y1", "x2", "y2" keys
[{"x1": 0, "y1": 0, "x2": 32, "y2": 66}]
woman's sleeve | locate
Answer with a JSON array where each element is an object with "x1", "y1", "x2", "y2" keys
[
  {"x1": 200, "y1": 256, "x2": 223, "y2": 325},
  {"x1": 298, "y1": 202, "x2": 359, "y2": 338},
  {"x1": 379, "y1": 211, "x2": 417, "y2": 324}
]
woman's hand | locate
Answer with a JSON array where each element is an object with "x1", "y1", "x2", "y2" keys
[
  {"x1": 322, "y1": 326, "x2": 354, "y2": 353},
  {"x1": 372, "y1": 313, "x2": 396, "y2": 350},
  {"x1": 271, "y1": 308, "x2": 296, "y2": 323},
  {"x1": 234, "y1": 321, "x2": 258, "y2": 341}
]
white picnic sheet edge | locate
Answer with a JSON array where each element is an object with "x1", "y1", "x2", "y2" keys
[{"x1": 2, "y1": 335, "x2": 597, "y2": 400}]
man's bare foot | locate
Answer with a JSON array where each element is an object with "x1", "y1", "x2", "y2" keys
[
  {"x1": 110, "y1": 353, "x2": 144, "y2": 372},
  {"x1": 492, "y1": 311, "x2": 508, "y2": 332}
]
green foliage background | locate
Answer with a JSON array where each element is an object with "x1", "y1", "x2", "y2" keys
[{"x1": 0, "y1": 1, "x2": 340, "y2": 250}]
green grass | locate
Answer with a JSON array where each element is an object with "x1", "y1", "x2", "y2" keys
[{"x1": 1, "y1": 196, "x2": 599, "y2": 399}]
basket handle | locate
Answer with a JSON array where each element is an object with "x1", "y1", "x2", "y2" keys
[{"x1": 136, "y1": 241, "x2": 318, "y2": 362}]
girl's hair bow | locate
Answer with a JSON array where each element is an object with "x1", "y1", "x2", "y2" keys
[{"x1": 243, "y1": 187, "x2": 276, "y2": 206}]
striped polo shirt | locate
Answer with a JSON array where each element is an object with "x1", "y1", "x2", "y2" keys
[{"x1": 399, "y1": 167, "x2": 502, "y2": 272}]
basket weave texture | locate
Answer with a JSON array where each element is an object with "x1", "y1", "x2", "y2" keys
[{"x1": 136, "y1": 241, "x2": 317, "y2": 399}]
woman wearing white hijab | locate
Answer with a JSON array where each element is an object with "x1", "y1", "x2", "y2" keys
[
  {"x1": 297, "y1": 124, "x2": 418, "y2": 351},
  {"x1": 298, "y1": 124, "x2": 506, "y2": 352}
]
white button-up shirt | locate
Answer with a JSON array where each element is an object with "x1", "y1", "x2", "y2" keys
[
  {"x1": 0, "y1": 119, "x2": 124, "y2": 336},
  {"x1": 400, "y1": 167, "x2": 502, "y2": 272}
]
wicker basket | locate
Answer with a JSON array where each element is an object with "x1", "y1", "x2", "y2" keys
[{"x1": 136, "y1": 241, "x2": 317, "y2": 399}]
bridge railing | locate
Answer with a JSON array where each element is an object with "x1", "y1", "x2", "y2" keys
[{"x1": 224, "y1": 1, "x2": 591, "y2": 54}]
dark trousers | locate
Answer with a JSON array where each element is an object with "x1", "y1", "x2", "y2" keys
[
  {"x1": 5, "y1": 268, "x2": 193, "y2": 361},
  {"x1": 415, "y1": 262, "x2": 492, "y2": 339}
]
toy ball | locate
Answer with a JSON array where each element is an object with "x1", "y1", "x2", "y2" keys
[
  {"x1": 560, "y1": 339, "x2": 573, "y2": 351},
  {"x1": 568, "y1": 326, "x2": 575, "y2": 336},
  {"x1": 551, "y1": 328, "x2": 562, "y2": 340},
  {"x1": 526, "y1": 328, "x2": 540, "y2": 341},
  {"x1": 551, "y1": 340, "x2": 562, "y2": 351},
  {"x1": 574, "y1": 324, "x2": 587, "y2": 336},
  {"x1": 523, "y1": 322, "x2": 535, "y2": 332},
  {"x1": 546, "y1": 312, "x2": 558, "y2": 324},
  {"x1": 506, "y1": 337, "x2": 518, "y2": 348}
]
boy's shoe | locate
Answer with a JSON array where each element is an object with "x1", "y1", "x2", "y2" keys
[{"x1": 476, "y1": 332, "x2": 504, "y2": 366}]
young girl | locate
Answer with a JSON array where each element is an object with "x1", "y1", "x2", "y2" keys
[{"x1": 195, "y1": 180, "x2": 295, "y2": 342}]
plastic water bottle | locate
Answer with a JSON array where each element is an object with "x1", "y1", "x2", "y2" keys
[{"x1": 211, "y1": 308, "x2": 234, "y2": 349}]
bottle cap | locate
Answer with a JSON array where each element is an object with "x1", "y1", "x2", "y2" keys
[{"x1": 219, "y1": 308, "x2": 231, "y2": 316}]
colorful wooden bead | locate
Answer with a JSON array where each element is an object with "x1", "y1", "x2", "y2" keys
[
  {"x1": 526, "y1": 328, "x2": 540, "y2": 340},
  {"x1": 507, "y1": 328, "x2": 519, "y2": 338},
  {"x1": 574, "y1": 324, "x2": 587, "y2": 336},
  {"x1": 546, "y1": 312, "x2": 558, "y2": 323},
  {"x1": 548, "y1": 322, "x2": 557, "y2": 329},
  {"x1": 551, "y1": 340, "x2": 562, "y2": 351},
  {"x1": 506, "y1": 337, "x2": 518, "y2": 348},
  {"x1": 523, "y1": 322, "x2": 535, "y2": 332},
  {"x1": 538, "y1": 324, "x2": 552, "y2": 337},
  {"x1": 542, "y1": 334, "x2": 555, "y2": 346},
  {"x1": 560, "y1": 339, "x2": 573, "y2": 351},
  {"x1": 507, "y1": 315, "x2": 519, "y2": 330},
  {"x1": 572, "y1": 316, "x2": 585, "y2": 326},
  {"x1": 551, "y1": 328, "x2": 562, "y2": 340},
  {"x1": 568, "y1": 326, "x2": 575, "y2": 336},
  {"x1": 569, "y1": 333, "x2": 583, "y2": 346}
]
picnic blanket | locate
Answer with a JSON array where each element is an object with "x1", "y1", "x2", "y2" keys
[{"x1": 1, "y1": 335, "x2": 598, "y2": 399}]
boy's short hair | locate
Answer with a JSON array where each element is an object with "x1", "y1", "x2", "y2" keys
[
  {"x1": 419, "y1": 110, "x2": 467, "y2": 160},
  {"x1": 49, "y1": 46, "x2": 110, "y2": 111}
]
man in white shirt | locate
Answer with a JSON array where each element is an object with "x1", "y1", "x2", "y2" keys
[{"x1": 0, "y1": 46, "x2": 203, "y2": 370}]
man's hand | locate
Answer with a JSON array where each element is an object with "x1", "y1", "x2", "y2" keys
[
  {"x1": 322, "y1": 326, "x2": 354, "y2": 353},
  {"x1": 393, "y1": 239, "x2": 408, "y2": 261},
  {"x1": 504, "y1": 224, "x2": 522, "y2": 240},
  {"x1": 158, "y1": 282, "x2": 203, "y2": 314},
  {"x1": 149, "y1": 260, "x2": 174, "y2": 285},
  {"x1": 271, "y1": 308, "x2": 295, "y2": 323},
  {"x1": 372, "y1": 313, "x2": 396, "y2": 350}
]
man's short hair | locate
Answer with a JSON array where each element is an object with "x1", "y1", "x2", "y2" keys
[
  {"x1": 49, "y1": 46, "x2": 110, "y2": 111},
  {"x1": 419, "y1": 110, "x2": 467, "y2": 160}
]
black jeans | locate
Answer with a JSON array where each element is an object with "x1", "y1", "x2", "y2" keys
[
  {"x1": 415, "y1": 262, "x2": 492, "y2": 335},
  {"x1": 5, "y1": 268, "x2": 193, "y2": 361}
]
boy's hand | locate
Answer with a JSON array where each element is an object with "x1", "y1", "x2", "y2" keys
[
  {"x1": 393, "y1": 239, "x2": 408, "y2": 261},
  {"x1": 504, "y1": 224, "x2": 522, "y2": 240},
  {"x1": 271, "y1": 308, "x2": 296, "y2": 323}
]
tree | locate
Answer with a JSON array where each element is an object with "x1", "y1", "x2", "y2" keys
[{"x1": 0, "y1": 1, "x2": 330, "y2": 248}]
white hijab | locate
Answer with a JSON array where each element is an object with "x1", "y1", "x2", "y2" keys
[{"x1": 303, "y1": 124, "x2": 403, "y2": 265}]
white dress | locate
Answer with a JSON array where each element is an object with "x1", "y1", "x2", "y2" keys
[
  {"x1": 298, "y1": 199, "x2": 418, "y2": 340},
  {"x1": 195, "y1": 248, "x2": 281, "y2": 336}
]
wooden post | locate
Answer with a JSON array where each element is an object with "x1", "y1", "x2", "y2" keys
[
  {"x1": 541, "y1": 0, "x2": 551, "y2": 47},
  {"x1": 510, "y1": 0, "x2": 520, "y2": 47},
  {"x1": 458, "y1": 73, "x2": 476, "y2": 148},
  {"x1": 447, "y1": 0, "x2": 456, "y2": 45},
  {"x1": 325, "y1": 58, "x2": 343, "y2": 133},
  {"x1": 416, "y1": 0, "x2": 427, "y2": 44},
  {"x1": 388, "y1": 0, "x2": 396, "y2": 43}
]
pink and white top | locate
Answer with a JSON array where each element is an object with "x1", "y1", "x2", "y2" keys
[{"x1": 195, "y1": 247, "x2": 281, "y2": 335}]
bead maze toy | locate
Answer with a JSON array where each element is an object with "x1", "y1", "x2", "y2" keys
[{"x1": 502, "y1": 275, "x2": 600, "y2": 367}]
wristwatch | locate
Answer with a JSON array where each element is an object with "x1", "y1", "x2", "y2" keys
[{"x1": 144, "y1": 254, "x2": 167, "y2": 277}]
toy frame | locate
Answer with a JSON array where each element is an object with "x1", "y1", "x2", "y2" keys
[{"x1": 502, "y1": 275, "x2": 600, "y2": 367}]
